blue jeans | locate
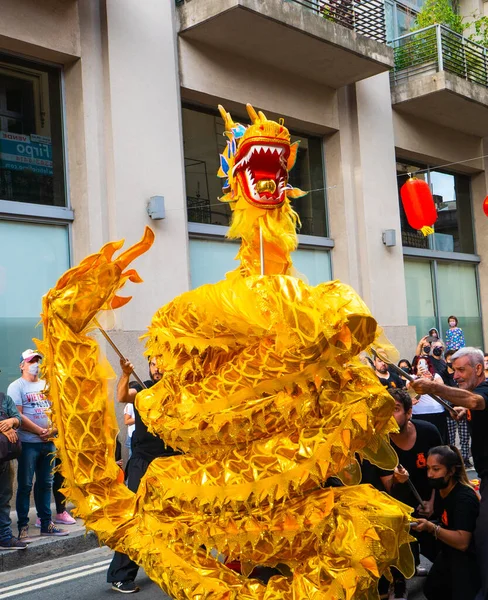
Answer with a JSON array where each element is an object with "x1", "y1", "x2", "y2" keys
[
  {"x1": 0, "y1": 461, "x2": 14, "y2": 541},
  {"x1": 16, "y1": 441, "x2": 55, "y2": 531}
]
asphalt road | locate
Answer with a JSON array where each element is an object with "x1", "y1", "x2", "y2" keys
[
  {"x1": 0, "y1": 547, "x2": 170, "y2": 600},
  {"x1": 0, "y1": 546, "x2": 427, "y2": 600}
]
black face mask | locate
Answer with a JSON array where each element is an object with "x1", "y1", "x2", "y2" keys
[
  {"x1": 432, "y1": 348, "x2": 443, "y2": 357},
  {"x1": 423, "y1": 346, "x2": 431, "y2": 354},
  {"x1": 401, "y1": 366, "x2": 412, "y2": 374},
  {"x1": 428, "y1": 476, "x2": 450, "y2": 490}
]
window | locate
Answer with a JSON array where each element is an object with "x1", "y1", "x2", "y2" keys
[
  {"x1": 397, "y1": 161, "x2": 475, "y2": 254},
  {"x1": 0, "y1": 54, "x2": 65, "y2": 206},
  {"x1": 385, "y1": 0, "x2": 423, "y2": 41},
  {"x1": 404, "y1": 258, "x2": 482, "y2": 348},
  {"x1": 0, "y1": 221, "x2": 70, "y2": 390},
  {"x1": 182, "y1": 106, "x2": 327, "y2": 237},
  {"x1": 189, "y1": 238, "x2": 332, "y2": 288}
]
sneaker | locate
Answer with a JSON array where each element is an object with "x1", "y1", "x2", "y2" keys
[
  {"x1": 111, "y1": 581, "x2": 140, "y2": 594},
  {"x1": 35, "y1": 518, "x2": 41, "y2": 528},
  {"x1": 54, "y1": 511, "x2": 76, "y2": 525},
  {"x1": 389, "y1": 578, "x2": 408, "y2": 600},
  {"x1": 415, "y1": 564, "x2": 429, "y2": 577},
  {"x1": 0, "y1": 537, "x2": 28, "y2": 550},
  {"x1": 40, "y1": 522, "x2": 69, "y2": 537},
  {"x1": 18, "y1": 526, "x2": 34, "y2": 543}
]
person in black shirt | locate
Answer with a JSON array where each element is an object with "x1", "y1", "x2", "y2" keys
[
  {"x1": 373, "y1": 354, "x2": 405, "y2": 389},
  {"x1": 430, "y1": 340, "x2": 448, "y2": 384},
  {"x1": 410, "y1": 347, "x2": 488, "y2": 599},
  {"x1": 107, "y1": 356, "x2": 179, "y2": 594},
  {"x1": 374, "y1": 388, "x2": 442, "y2": 599},
  {"x1": 412, "y1": 445, "x2": 480, "y2": 600}
]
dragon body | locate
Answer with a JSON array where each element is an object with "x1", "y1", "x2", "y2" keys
[{"x1": 41, "y1": 105, "x2": 414, "y2": 599}]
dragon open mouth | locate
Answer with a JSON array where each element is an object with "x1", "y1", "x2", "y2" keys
[{"x1": 234, "y1": 141, "x2": 290, "y2": 207}]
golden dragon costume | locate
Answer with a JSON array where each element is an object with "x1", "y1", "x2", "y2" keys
[{"x1": 39, "y1": 104, "x2": 414, "y2": 599}]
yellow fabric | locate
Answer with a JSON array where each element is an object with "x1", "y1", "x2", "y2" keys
[{"x1": 39, "y1": 105, "x2": 414, "y2": 599}]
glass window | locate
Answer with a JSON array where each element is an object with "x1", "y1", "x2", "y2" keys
[
  {"x1": 189, "y1": 238, "x2": 331, "y2": 288},
  {"x1": 437, "y1": 262, "x2": 482, "y2": 348},
  {"x1": 397, "y1": 161, "x2": 475, "y2": 254},
  {"x1": 404, "y1": 259, "x2": 436, "y2": 340},
  {"x1": 0, "y1": 221, "x2": 69, "y2": 390},
  {"x1": 0, "y1": 54, "x2": 65, "y2": 206},
  {"x1": 404, "y1": 258, "x2": 482, "y2": 347},
  {"x1": 182, "y1": 106, "x2": 327, "y2": 237}
]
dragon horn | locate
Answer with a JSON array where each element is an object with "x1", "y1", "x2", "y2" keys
[
  {"x1": 218, "y1": 105, "x2": 235, "y2": 131},
  {"x1": 246, "y1": 104, "x2": 260, "y2": 124},
  {"x1": 115, "y1": 226, "x2": 155, "y2": 271}
]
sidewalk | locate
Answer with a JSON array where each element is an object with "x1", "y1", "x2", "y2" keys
[{"x1": 0, "y1": 503, "x2": 99, "y2": 572}]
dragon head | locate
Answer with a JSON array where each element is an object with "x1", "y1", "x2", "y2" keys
[
  {"x1": 217, "y1": 105, "x2": 306, "y2": 276},
  {"x1": 218, "y1": 104, "x2": 303, "y2": 210}
]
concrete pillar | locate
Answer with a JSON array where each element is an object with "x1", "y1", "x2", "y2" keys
[
  {"x1": 471, "y1": 138, "x2": 488, "y2": 349},
  {"x1": 327, "y1": 73, "x2": 416, "y2": 356}
]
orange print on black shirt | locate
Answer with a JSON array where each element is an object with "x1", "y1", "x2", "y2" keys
[
  {"x1": 442, "y1": 510, "x2": 448, "y2": 527},
  {"x1": 467, "y1": 410, "x2": 472, "y2": 421},
  {"x1": 416, "y1": 453, "x2": 427, "y2": 469}
]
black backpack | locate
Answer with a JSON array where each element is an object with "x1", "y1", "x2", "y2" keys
[{"x1": 0, "y1": 392, "x2": 22, "y2": 463}]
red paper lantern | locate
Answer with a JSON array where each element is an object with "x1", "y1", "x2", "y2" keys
[
  {"x1": 483, "y1": 196, "x2": 488, "y2": 217},
  {"x1": 400, "y1": 177, "x2": 437, "y2": 236}
]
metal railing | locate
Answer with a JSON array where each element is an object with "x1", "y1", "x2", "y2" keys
[
  {"x1": 289, "y1": 0, "x2": 386, "y2": 42},
  {"x1": 176, "y1": 0, "x2": 387, "y2": 44},
  {"x1": 391, "y1": 24, "x2": 488, "y2": 87}
]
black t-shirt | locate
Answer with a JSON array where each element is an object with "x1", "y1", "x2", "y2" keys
[
  {"x1": 379, "y1": 419, "x2": 443, "y2": 508},
  {"x1": 467, "y1": 381, "x2": 488, "y2": 478},
  {"x1": 433, "y1": 482, "x2": 479, "y2": 555},
  {"x1": 129, "y1": 380, "x2": 180, "y2": 461},
  {"x1": 430, "y1": 356, "x2": 449, "y2": 385},
  {"x1": 376, "y1": 370, "x2": 406, "y2": 389}
]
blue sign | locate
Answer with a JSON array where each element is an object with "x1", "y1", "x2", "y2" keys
[{"x1": 0, "y1": 132, "x2": 53, "y2": 176}]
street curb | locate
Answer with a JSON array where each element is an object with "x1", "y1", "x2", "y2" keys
[{"x1": 0, "y1": 528, "x2": 100, "y2": 572}]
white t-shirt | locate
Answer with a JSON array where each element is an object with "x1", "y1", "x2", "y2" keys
[
  {"x1": 7, "y1": 378, "x2": 49, "y2": 443},
  {"x1": 412, "y1": 373, "x2": 445, "y2": 415},
  {"x1": 124, "y1": 402, "x2": 135, "y2": 438}
]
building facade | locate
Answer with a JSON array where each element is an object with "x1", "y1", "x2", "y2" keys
[{"x1": 1, "y1": 0, "x2": 487, "y2": 396}]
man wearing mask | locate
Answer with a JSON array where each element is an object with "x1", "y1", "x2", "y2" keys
[
  {"x1": 430, "y1": 340, "x2": 449, "y2": 384},
  {"x1": 107, "y1": 356, "x2": 180, "y2": 594},
  {"x1": 410, "y1": 348, "x2": 488, "y2": 599},
  {"x1": 7, "y1": 349, "x2": 69, "y2": 541}
]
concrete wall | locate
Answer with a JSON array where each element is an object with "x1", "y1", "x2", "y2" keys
[
  {"x1": 0, "y1": 0, "x2": 80, "y2": 62},
  {"x1": 179, "y1": 38, "x2": 339, "y2": 135},
  {"x1": 393, "y1": 111, "x2": 483, "y2": 172}
]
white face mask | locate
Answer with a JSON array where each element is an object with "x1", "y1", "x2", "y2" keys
[{"x1": 27, "y1": 362, "x2": 39, "y2": 376}]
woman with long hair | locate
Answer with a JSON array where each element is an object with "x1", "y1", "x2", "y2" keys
[{"x1": 412, "y1": 445, "x2": 480, "y2": 600}]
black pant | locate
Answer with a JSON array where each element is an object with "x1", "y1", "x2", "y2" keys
[
  {"x1": 424, "y1": 548, "x2": 480, "y2": 600},
  {"x1": 53, "y1": 456, "x2": 66, "y2": 514},
  {"x1": 475, "y1": 477, "x2": 488, "y2": 599},
  {"x1": 106, "y1": 456, "x2": 151, "y2": 584}
]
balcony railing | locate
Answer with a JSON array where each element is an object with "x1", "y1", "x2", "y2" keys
[
  {"x1": 176, "y1": 0, "x2": 387, "y2": 44},
  {"x1": 285, "y1": 0, "x2": 386, "y2": 42},
  {"x1": 391, "y1": 24, "x2": 488, "y2": 87}
]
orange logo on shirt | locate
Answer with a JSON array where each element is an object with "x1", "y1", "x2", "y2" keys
[
  {"x1": 416, "y1": 453, "x2": 427, "y2": 469},
  {"x1": 467, "y1": 410, "x2": 472, "y2": 421},
  {"x1": 442, "y1": 510, "x2": 448, "y2": 527}
]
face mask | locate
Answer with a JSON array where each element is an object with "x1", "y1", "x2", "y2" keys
[
  {"x1": 400, "y1": 366, "x2": 411, "y2": 374},
  {"x1": 428, "y1": 476, "x2": 449, "y2": 490},
  {"x1": 432, "y1": 348, "x2": 443, "y2": 357},
  {"x1": 27, "y1": 363, "x2": 39, "y2": 376},
  {"x1": 449, "y1": 321, "x2": 456, "y2": 328},
  {"x1": 423, "y1": 346, "x2": 431, "y2": 354}
]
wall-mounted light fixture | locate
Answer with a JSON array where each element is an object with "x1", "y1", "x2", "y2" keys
[
  {"x1": 147, "y1": 196, "x2": 166, "y2": 220},
  {"x1": 382, "y1": 229, "x2": 396, "y2": 247}
]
